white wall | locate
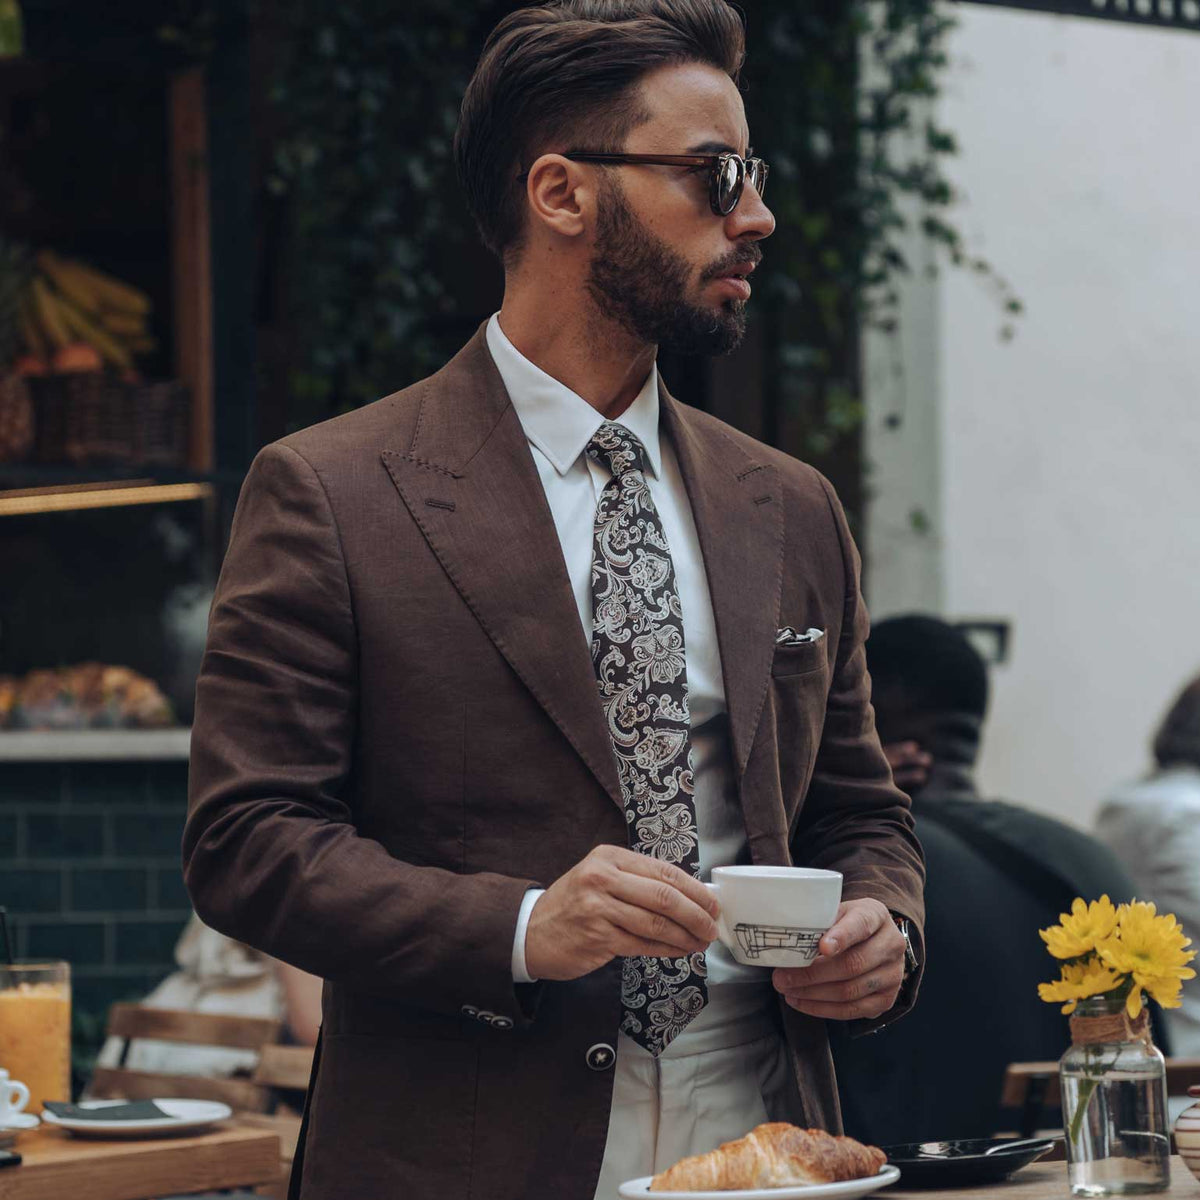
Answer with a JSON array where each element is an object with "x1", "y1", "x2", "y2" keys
[{"x1": 865, "y1": 4, "x2": 1200, "y2": 828}]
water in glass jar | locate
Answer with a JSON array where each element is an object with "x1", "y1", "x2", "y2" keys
[{"x1": 1062, "y1": 1066, "x2": 1171, "y2": 1196}]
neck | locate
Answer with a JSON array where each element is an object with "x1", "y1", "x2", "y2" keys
[{"x1": 498, "y1": 283, "x2": 657, "y2": 420}]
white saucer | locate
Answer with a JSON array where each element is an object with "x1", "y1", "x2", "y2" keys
[
  {"x1": 0, "y1": 1112, "x2": 40, "y2": 1131},
  {"x1": 618, "y1": 1163, "x2": 901, "y2": 1199},
  {"x1": 40, "y1": 1098, "x2": 232, "y2": 1139}
]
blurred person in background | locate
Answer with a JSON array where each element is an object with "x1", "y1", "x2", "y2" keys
[
  {"x1": 90, "y1": 913, "x2": 321, "y2": 1086},
  {"x1": 830, "y1": 614, "x2": 1151, "y2": 1145},
  {"x1": 1096, "y1": 674, "x2": 1200, "y2": 1056}
]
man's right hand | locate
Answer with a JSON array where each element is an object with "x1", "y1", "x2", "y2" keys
[{"x1": 524, "y1": 845, "x2": 720, "y2": 982}]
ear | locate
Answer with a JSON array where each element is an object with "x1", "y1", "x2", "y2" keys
[{"x1": 524, "y1": 153, "x2": 594, "y2": 242}]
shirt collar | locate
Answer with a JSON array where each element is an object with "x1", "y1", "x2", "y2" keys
[{"x1": 485, "y1": 312, "x2": 662, "y2": 479}]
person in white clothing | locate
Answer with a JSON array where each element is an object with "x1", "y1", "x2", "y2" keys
[{"x1": 1096, "y1": 674, "x2": 1200, "y2": 1055}]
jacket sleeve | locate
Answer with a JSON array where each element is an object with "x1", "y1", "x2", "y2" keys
[
  {"x1": 791, "y1": 475, "x2": 927, "y2": 1033},
  {"x1": 183, "y1": 442, "x2": 541, "y2": 1024}
]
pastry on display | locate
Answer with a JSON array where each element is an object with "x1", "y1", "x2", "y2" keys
[{"x1": 3, "y1": 663, "x2": 175, "y2": 730}]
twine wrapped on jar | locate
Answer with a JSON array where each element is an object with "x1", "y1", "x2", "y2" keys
[{"x1": 1069, "y1": 1007, "x2": 1152, "y2": 1049}]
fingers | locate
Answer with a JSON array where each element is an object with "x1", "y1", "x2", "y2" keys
[
  {"x1": 607, "y1": 868, "x2": 718, "y2": 944},
  {"x1": 609, "y1": 847, "x2": 719, "y2": 918},
  {"x1": 775, "y1": 961, "x2": 904, "y2": 1005},
  {"x1": 780, "y1": 934, "x2": 891, "y2": 987},
  {"x1": 883, "y1": 740, "x2": 931, "y2": 771},
  {"x1": 606, "y1": 897, "x2": 711, "y2": 955},
  {"x1": 773, "y1": 902, "x2": 900, "y2": 989},
  {"x1": 882, "y1": 741, "x2": 931, "y2": 790},
  {"x1": 779, "y1": 990, "x2": 900, "y2": 1021},
  {"x1": 774, "y1": 902, "x2": 904, "y2": 1019},
  {"x1": 819, "y1": 898, "x2": 886, "y2": 958}
]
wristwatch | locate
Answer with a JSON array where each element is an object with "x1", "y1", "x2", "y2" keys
[{"x1": 892, "y1": 914, "x2": 919, "y2": 981}]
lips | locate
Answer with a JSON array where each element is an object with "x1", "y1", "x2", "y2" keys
[
  {"x1": 710, "y1": 258, "x2": 759, "y2": 300},
  {"x1": 714, "y1": 275, "x2": 752, "y2": 299}
]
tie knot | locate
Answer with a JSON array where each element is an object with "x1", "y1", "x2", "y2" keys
[{"x1": 586, "y1": 422, "x2": 647, "y2": 479}]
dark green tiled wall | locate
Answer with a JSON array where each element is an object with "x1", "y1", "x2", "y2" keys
[{"x1": 0, "y1": 758, "x2": 192, "y2": 1064}]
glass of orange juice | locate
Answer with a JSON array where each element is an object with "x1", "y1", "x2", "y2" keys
[{"x1": 0, "y1": 961, "x2": 71, "y2": 1114}]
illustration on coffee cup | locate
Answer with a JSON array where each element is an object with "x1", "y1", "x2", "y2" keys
[{"x1": 733, "y1": 923, "x2": 825, "y2": 963}]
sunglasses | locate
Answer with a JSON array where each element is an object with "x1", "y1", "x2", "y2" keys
[{"x1": 560, "y1": 151, "x2": 770, "y2": 217}]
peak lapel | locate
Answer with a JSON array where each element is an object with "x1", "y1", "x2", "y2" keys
[
  {"x1": 660, "y1": 386, "x2": 783, "y2": 781},
  {"x1": 381, "y1": 328, "x2": 623, "y2": 810}
]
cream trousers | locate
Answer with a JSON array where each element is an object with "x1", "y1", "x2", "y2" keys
[{"x1": 593, "y1": 984, "x2": 799, "y2": 1199}]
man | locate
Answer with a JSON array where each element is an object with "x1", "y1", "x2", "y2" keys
[
  {"x1": 183, "y1": 3, "x2": 924, "y2": 1197},
  {"x1": 831, "y1": 614, "x2": 1150, "y2": 1145}
]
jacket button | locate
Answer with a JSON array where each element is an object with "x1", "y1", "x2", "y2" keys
[
  {"x1": 477, "y1": 1010, "x2": 496, "y2": 1023},
  {"x1": 586, "y1": 1042, "x2": 616, "y2": 1071},
  {"x1": 491, "y1": 1015, "x2": 514, "y2": 1030},
  {"x1": 461, "y1": 1005, "x2": 478, "y2": 1018}
]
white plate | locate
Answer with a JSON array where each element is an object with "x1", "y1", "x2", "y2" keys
[
  {"x1": 0, "y1": 1112, "x2": 39, "y2": 1131},
  {"x1": 40, "y1": 1098, "x2": 233, "y2": 1139},
  {"x1": 618, "y1": 1163, "x2": 901, "y2": 1199}
]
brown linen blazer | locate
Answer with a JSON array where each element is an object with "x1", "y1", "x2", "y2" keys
[{"x1": 183, "y1": 324, "x2": 925, "y2": 1200}]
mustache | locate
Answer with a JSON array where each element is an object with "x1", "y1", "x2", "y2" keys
[{"x1": 701, "y1": 248, "x2": 763, "y2": 283}]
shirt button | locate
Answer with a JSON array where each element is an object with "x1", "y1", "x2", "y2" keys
[
  {"x1": 491, "y1": 1015, "x2": 514, "y2": 1030},
  {"x1": 586, "y1": 1042, "x2": 616, "y2": 1071}
]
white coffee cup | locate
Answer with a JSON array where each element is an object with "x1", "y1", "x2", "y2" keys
[
  {"x1": 0, "y1": 1068, "x2": 30, "y2": 1125},
  {"x1": 704, "y1": 866, "x2": 843, "y2": 968}
]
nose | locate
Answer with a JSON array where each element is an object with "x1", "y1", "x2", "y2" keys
[{"x1": 725, "y1": 176, "x2": 775, "y2": 240}]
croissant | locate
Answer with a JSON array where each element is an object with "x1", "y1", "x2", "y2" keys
[{"x1": 649, "y1": 1122, "x2": 886, "y2": 1192}]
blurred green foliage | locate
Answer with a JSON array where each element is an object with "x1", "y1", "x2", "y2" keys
[{"x1": 267, "y1": 1, "x2": 1019, "y2": 494}]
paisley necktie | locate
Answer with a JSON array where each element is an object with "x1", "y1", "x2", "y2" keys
[{"x1": 587, "y1": 421, "x2": 707, "y2": 1056}]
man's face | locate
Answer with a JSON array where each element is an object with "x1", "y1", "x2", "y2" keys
[{"x1": 584, "y1": 62, "x2": 775, "y2": 356}]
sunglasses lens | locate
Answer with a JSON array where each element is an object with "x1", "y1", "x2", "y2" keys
[
  {"x1": 748, "y1": 160, "x2": 767, "y2": 199},
  {"x1": 716, "y1": 156, "x2": 742, "y2": 214}
]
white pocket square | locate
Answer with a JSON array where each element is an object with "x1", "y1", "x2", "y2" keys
[{"x1": 775, "y1": 626, "x2": 825, "y2": 647}]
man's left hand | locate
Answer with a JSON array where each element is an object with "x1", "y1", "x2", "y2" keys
[{"x1": 771, "y1": 898, "x2": 905, "y2": 1020}]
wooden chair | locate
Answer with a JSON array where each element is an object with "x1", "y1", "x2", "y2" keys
[
  {"x1": 1001, "y1": 1057, "x2": 1200, "y2": 1138},
  {"x1": 90, "y1": 1004, "x2": 304, "y2": 1197},
  {"x1": 89, "y1": 1004, "x2": 285, "y2": 1113}
]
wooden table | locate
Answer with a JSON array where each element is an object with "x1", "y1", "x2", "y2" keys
[
  {"x1": 888, "y1": 1155, "x2": 1200, "y2": 1198},
  {"x1": 0, "y1": 1121, "x2": 281, "y2": 1200}
]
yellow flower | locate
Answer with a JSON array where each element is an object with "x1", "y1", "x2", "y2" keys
[
  {"x1": 1141, "y1": 974, "x2": 1186, "y2": 1010},
  {"x1": 1093, "y1": 901, "x2": 1197, "y2": 1017},
  {"x1": 1038, "y1": 957, "x2": 1122, "y2": 1014},
  {"x1": 1040, "y1": 896, "x2": 1120, "y2": 960}
]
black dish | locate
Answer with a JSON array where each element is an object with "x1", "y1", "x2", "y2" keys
[{"x1": 880, "y1": 1137, "x2": 1060, "y2": 1189}]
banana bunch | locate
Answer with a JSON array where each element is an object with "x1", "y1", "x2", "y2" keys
[{"x1": 21, "y1": 250, "x2": 155, "y2": 372}]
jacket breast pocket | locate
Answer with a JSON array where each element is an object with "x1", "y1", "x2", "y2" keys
[{"x1": 771, "y1": 640, "x2": 829, "y2": 678}]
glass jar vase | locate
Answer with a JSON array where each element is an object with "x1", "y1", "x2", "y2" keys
[{"x1": 1060, "y1": 995, "x2": 1170, "y2": 1196}]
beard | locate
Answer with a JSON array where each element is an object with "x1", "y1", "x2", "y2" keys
[{"x1": 585, "y1": 176, "x2": 756, "y2": 357}]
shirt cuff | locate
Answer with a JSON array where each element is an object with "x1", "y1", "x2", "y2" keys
[{"x1": 511, "y1": 887, "x2": 546, "y2": 984}]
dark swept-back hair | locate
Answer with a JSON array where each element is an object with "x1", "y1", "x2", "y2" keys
[
  {"x1": 1153, "y1": 674, "x2": 1200, "y2": 770},
  {"x1": 454, "y1": 0, "x2": 746, "y2": 263}
]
